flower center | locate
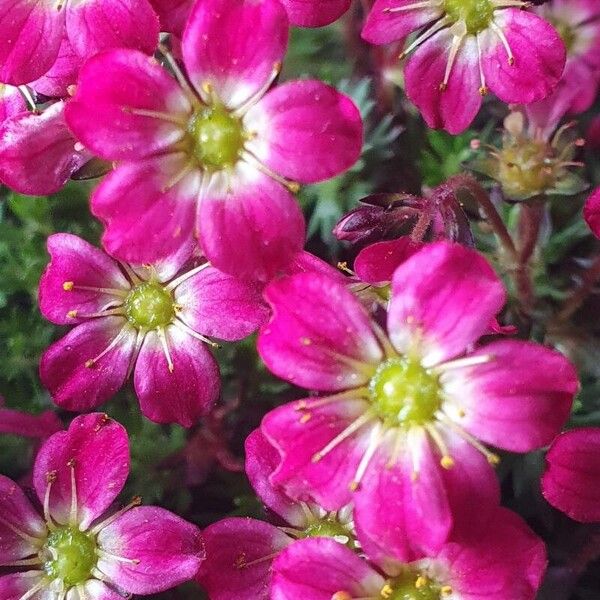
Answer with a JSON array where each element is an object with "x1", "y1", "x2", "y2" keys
[
  {"x1": 380, "y1": 571, "x2": 447, "y2": 599},
  {"x1": 43, "y1": 527, "x2": 97, "y2": 587},
  {"x1": 300, "y1": 516, "x2": 355, "y2": 548},
  {"x1": 443, "y1": 0, "x2": 494, "y2": 34},
  {"x1": 190, "y1": 104, "x2": 245, "y2": 169},
  {"x1": 369, "y1": 358, "x2": 441, "y2": 426},
  {"x1": 125, "y1": 281, "x2": 175, "y2": 329}
]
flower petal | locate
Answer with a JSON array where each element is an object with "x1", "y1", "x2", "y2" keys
[
  {"x1": 584, "y1": 187, "x2": 600, "y2": 239},
  {"x1": 91, "y1": 153, "x2": 201, "y2": 264},
  {"x1": 481, "y1": 9, "x2": 566, "y2": 104},
  {"x1": 258, "y1": 271, "x2": 382, "y2": 390},
  {"x1": 182, "y1": 0, "x2": 288, "y2": 109},
  {"x1": 245, "y1": 80, "x2": 362, "y2": 183},
  {"x1": 97, "y1": 506, "x2": 204, "y2": 595},
  {"x1": 354, "y1": 237, "x2": 423, "y2": 284},
  {"x1": 389, "y1": 242, "x2": 505, "y2": 367},
  {"x1": 0, "y1": 85, "x2": 26, "y2": 122},
  {"x1": 197, "y1": 164, "x2": 305, "y2": 282},
  {"x1": 69, "y1": 580, "x2": 125, "y2": 600},
  {"x1": 30, "y1": 36, "x2": 82, "y2": 98},
  {"x1": 441, "y1": 340, "x2": 578, "y2": 452},
  {"x1": 0, "y1": 408, "x2": 62, "y2": 439},
  {"x1": 149, "y1": 0, "x2": 193, "y2": 35},
  {"x1": 197, "y1": 517, "x2": 291, "y2": 600},
  {"x1": 33, "y1": 413, "x2": 129, "y2": 530},
  {"x1": 65, "y1": 49, "x2": 191, "y2": 160},
  {"x1": 282, "y1": 0, "x2": 350, "y2": 27},
  {"x1": 0, "y1": 572, "x2": 49, "y2": 600},
  {"x1": 39, "y1": 317, "x2": 136, "y2": 412},
  {"x1": 542, "y1": 428, "x2": 600, "y2": 523},
  {"x1": 134, "y1": 325, "x2": 220, "y2": 427}
]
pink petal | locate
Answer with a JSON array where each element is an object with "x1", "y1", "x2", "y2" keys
[
  {"x1": 362, "y1": 0, "x2": 442, "y2": 45},
  {"x1": 91, "y1": 153, "x2": 201, "y2": 264},
  {"x1": 271, "y1": 537, "x2": 383, "y2": 600},
  {"x1": 584, "y1": 187, "x2": 600, "y2": 239},
  {"x1": 65, "y1": 49, "x2": 191, "y2": 161},
  {"x1": 0, "y1": 0, "x2": 64, "y2": 85},
  {"x1": 197, "y1": 517, "x2": 292, "y2": 600},
  {"x1": 0, "y1": 101, "x2": 90, "y2": 195},
  {"x1": 0, "y1": 85, "x2": 26, "y2": 123},
  {"x1": 149, "y1": 0, "x2": 193, "y2": 35},
  {"x1": 33, "y1": 413, "x2": 129, "y2": 529},
  {"x1": 0, "y1": 475, "x2": 46, "y2": 563},
  {"x1": 97, "y1": 506, "x2": 204, "y2": 594},
  {"x1": 441, "y1": 340, "x2": 578, "y2": 452},
  {"x1": 0, "y1": 573, "x2": 47, "y2": 600},
  {"x1": 134, "y1": 326, "x2": 220, "y2": 427},
  {"x1": 287, "y1": 250, "x2": 345, "y2": 280},
  {"x1": 66, "y1": 0, "x2": 159, "y2": 60},
  {"x1": 405, "y1": 32, "x2": 482, "y2": 134},
  {"x1": 542, "y1": 428, "x2": 600, "y2": 523},
  {"x1": 354, "y1": 237, "x2": 423, "y2": 284},
  {"x1": 197, "y1": 164, "x2": 305, "y2": 282},
  {"x1": 39, "y1": 233, "x2": 130, "y2": 326},
  {"x1": 262, "y1": 397, "x2": 371, "y2": 510},
  {"x1": 282, "y1": 0, "x2": 350, "y2": 27},
  {"x1": 182, "y1": 0, "x2": 288, "y2": 109},
  {"x1": 388, "y1": 242, "x2": 505, "y2": 367},
  {"x1": 39, "y1": 317, "x2": 136, "y2": 412},
  {"x1": 30, "y1": 35, "x2": 82, "y2": 98},
  {"x1": 0, "y1": 408, "x2": 62, "y2": 439},
  {"x1": 258, "y1": 271, "x2": 382, "y2": 391},
  {"x1": 245, "y1": 429, "x2": 306, "y2": 528},
  {"x1": 74, "y1": 581, "x2": 125, "y2": 600},
  {"x1": 481, "y1": 9, "x2": 566, "y2": 104},
  {"x1": 245, "y1": 80, "x2": 362, "y2": 184},
  {"x1": 173, "y1": 266, "x2": 268, "y2": 341}
]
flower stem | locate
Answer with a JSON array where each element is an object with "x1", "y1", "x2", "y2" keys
[{"x1": 557, "y1": 253, "x2": 600, "y2": 321}]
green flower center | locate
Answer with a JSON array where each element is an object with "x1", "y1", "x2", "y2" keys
[
  {"x1": 125, "y1": 281, "x2": 175, "y2": 329},
  {"x1": 301, "y1": 516, "x2": 355, "y2": 548},
  {"x1": 443, "y1": 0, "x2": 494, "y2": 34},
  {"x1": 190, "y1": 104, "x2": 245, "y2": 169},
  {"x1": 380, "y1": 571, "x2": 446, "y2": 600},
  {"x1": 369, "y1": 358, "x2": 441, "y2": 426},
  {"x1": 43, "y1": 527, "x2": 97, "y2": 587}
]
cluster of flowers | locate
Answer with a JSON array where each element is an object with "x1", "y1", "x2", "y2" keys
[{"x1": 0, "y1": 0, "x2": 600, "y2": 598}]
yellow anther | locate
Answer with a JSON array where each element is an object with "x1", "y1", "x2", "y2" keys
[
  {"x1": 478, "y1": 85, "x2": 488, "y2": 96},
  {"x1": 287, "y1": 181, "x2": 301, "y2": 194},
  {"x1": 300, "y1": 337, "x2": 312, "y2": 346},
  {"x1": 67, "y1": 310, "x2": 78, "y2": 318},
  {"x1": 299, "y1": 412, "x2": 312, "y2": 424},
  {"x1": 380, "y1": 583, "x2": 393, "y2": 599},
  {"x1": 349, "y1": 480, "x2": 360, "y2": 492},
  {"x1": 333, "y1": 592, "x2": 353, "y2": 600},
  {"x1": 487, "y1": 453, "x2": 501, "y2": 465},
  {"x1": 415, "y1": 575, "x2": 428, "y2": 589},
  {"x1": 439, "y1": 82, "x2": 447, "y2": 92},
  {"x1": 508, "y1": 56, "x2": 515, "y2": 66},
  {"x1": 441, "y1": 585, "x2": 453, "y2": 596},
  {"x1": 63, "y1": 281, "x2": 74, "y2": 291},
  {"x1": 411, "y1": 470, "x2": 419, "y2": 482},
  {"x1": 440, "y1": 455, "x2": 455, "y2": 470},
  {"x1": 84, "y1": 359, "x2": 95, "y2": 368}
]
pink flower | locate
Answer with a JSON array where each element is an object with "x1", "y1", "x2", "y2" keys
[
  {"x1": 542, "y1": 428, "x2": 600, "y2": 523},
  {"x1": 362, "y1": 0, "x2": 566, "y2": 133},
  {"x1": 38, "y1": 233, "x2": 267, "y2": 427},
  {"x1": 0, "y1": 0, "x2": 159, "y2": 85},
  {"x1": 0, "y1": 413, "x2": 204, "y2": 599},
  {"x1": 259, "y1": 242, "x2": 578, "y2": 560},
  {"x1": 0, "y1": 398, "x2": 62, "y2": 441},
  {"x1": 583, "y1": 187, "x2": 600, "y2": 238},
  {"x1": 271, "y1": 506, "x2": 546, "y2": 600},
  {"x1": 65, "y1": 0, "x2": 363, "y2": 280}
]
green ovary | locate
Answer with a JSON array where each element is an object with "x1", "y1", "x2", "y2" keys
[
  {"x1": 443, "y1": 0, "x2": 494, "y2": 34},
  {"x1": 381, "y1": 571, "x2": 444, "y2": 600},
  {"x1": 190, "y1": 105, "x2": 245, "y2": 169},
  {"x1": 369, "y1": 358, "x2": 441, "y2": 426},
  {"x1": 43, "y1": 527, "x2": 97, "y2": 587},
  {"x1": 301, "y1": 517, "x2": 355, "y2": 547},
  {"x1": 125, "y1": 281, "x2": 175, "y2": 330}
]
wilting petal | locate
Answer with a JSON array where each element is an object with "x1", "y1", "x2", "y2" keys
[
  {"x1": 584, "y1": 187, "x2": 600, "y2": 239},
  {"x1": 389, "y1": 242, "x2": 505, "y2": 367},
  {"x1": 481, "y1": 9, "x2": 565, "y2": 104},
  {"x1": 174, "y1": 266, "x2": 268, "y2": 341},
  {"x1": 245, "y1": 80, "x2": 362, "y2": 183},
  {"x1": 282, "y1": 0, "x2": 350, "y2": 27},
  {"x1": 0, "y1": 0, "x2": 64, "y2": 85},
  {"x1": 0, "y1": 85, "x2": 26, "y2": 122},
  {"x1": 259, "y1": 272, "x2": 382, "y2": 390},
  {"x1": 245, "y1": 429, "x2": 306, "y2": 527},
  {"x1": 97, "y1": 506, "x2": 204, "y2": 594},
  {"x1": 354, "y1": 238, "x2": 423, "y2": 284},
  {"x1": 33, "y1": 413, "x2": 129, "y2": 529},
  {"x1": 0, "y1": 475, "x2": 46, "y2": 563},
  {"x1": 198, "y1": 164, "x2": 305, "y2": 282},
  {"x1": 39, "y1": 317, "x2": 136, "y2": 412},
  {"x1": 0, "y1": 572, "x2": 49, "y2": 600},
  {"x1": 272, "y1": 538, "x2": 383, "y2": 600},
  {"x1": 91, "y1": 153, "x2": 201, "y2": 264},
  {"x1": 262, "y1": 398, "x2": 371, "y2": 510},
  {"x1": 66, "y1": 0, "x2": 159, "y2": 60},
  {"x1": 197, "y1": 517, "x2": 292, "y2": 600},
  {"x1": 441, "y1": 340, "x2": 577, "y2": 452},
  {"x1": 134, "y1": 326, "x2": 220, "y2": 427},
  {"x1": 0, "y1": 102, "x2": 90, "y2": 195},
  {"x1": 542, "y1": 428, "x2": 600, "y2": 523},
  {"x1": 65, "y1": 49, "x2": 191, "y2": 160},
  {"x1": 405, "y1": 32, "x2": 482, "y2": 135},
  {"x1": 30, "y1": 35, "x2": 81, "y2": 98},
  {"x1": 182, "y1": 0, "x2": 288, "y2": 109},
  {"x1": 362, "y1": 0, "x2": 442, "y2": 44},
  {"x1": 0, "y1": 408, "x2": 62, "y2": 439},
  {"x1": 39, "y1": 233, "x2": 130, "y2": 326}
]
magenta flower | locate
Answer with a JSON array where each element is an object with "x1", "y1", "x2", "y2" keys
[
  {"x1": 38, "y1": 233, "x2": 266, "y2": 427},
  {"x1": 0, "y1": 413, "x2": 203, "y2": 599},
  {"x1": 0, "y1": 398, "x2": 62, "y2": 441},
  {"x1": 0, "y1": 0, "x2": 159, "y2": 85},
  {"x1": 542, "y1": 428, "x2": 600, "y2": 523},
  {"x1": 584, "y1": 187, "x2": 600, "y2": 238},
  {"x1": 259, "y1": 242, "x2": 578, "y2": 560},
  {"x1": 271, "y1": 506, "x2": 546, "y2": 600},
  {"x1": 65, "y1": 0, "x2": 363, "y2": 280},
  {"x1": 362, "y1": 0, "x2": 566, "y2": 134}
]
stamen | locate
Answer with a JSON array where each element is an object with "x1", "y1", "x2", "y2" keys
[
  {"x1": 490, "y1": 21, "x2": 514, "y2": 65},
  {"x1": 68, "y1": 307, "x2": 126, "y2": 320},
  {"x1": 440, "y1": 24, "x2": 466, "y2": 91},
  {"x1": 90, "y1": 497, "x2": 142, "y2": 535},
  {"x1": 441, "y1": 585, "x2": 453, "y2": 596},
  {"x1": 2, "y1": 557, "x2": 43, "y2": 567},
  {"x1": 433, "y1": 353, "x2": 494, "y2": 373},
  {"x1": 165, "y1": 262, "x2": 211, "y2": 291},
  {"x1": 17, "y1": 579, "x2": 47, "y2": 600},
  {"x1": 399, "y1": 16, "x2": 452, "y2": 59},
  {"x1": 424, "y1": 423, "x2": 454, "y2": 469},
  {"x1": 235, "y1": 552, "x2": 279, "y2": 569},
  {"x1": 172, "y1": 318, "x2": 220, "y2": 348},
  {"x1": 161, "y1": 159, "x2": 197, "y2": 194},
  {"x1": 126, "y1": 329, "x2": 147, "y2": 379},
  {"x1": 386, "y1": 428, "x2": 406, "y2": 469},
  {"x1": 415, "y1": 575, "x2": 429, "y2": 589},
  {"x1": 121, "y1": 106, "x2": 188, "y2": 127},
  {"x1": 332, "y1": 593, "x2": 354, "y2": 600},
  {"x1": 18, "y1": 86, "x2": 37, "y2": 111},
  {"x1": 118, "y1": 262, "x2": 143, "y2": 286},
  {"x1": 156, "y1": 327, "x2": 174, "y2": 373},
  {"x1": 476, "y1": 34, "x2": 488, "y2": 95},
  {"x1": 232, "y1": 61, "x2": 283, "y2": 117},
  {"x1": 312, "y1": 413, "x2": 374, "y2": 463},
  {"x1": 337, "y1": 261, "x2": 355, "y2": 276},
  {"x1": 84, "y1": 325, "x2": 130, "y2": 368},
  {"x1": 44, "y1": 471, "x2": 58, "y2": 531},
  {"x1": 64, "y1": 283, "x2": 129, "y2": 297},
  {"x1": 158, "y1": 44, "x2": 200, "y2": 104},
  {"x1": 294, "y1": 389, "x2": 369, "y2": 412},
  {"x1": 240, "y1": 150, "x2": 300, "y2": 193},
  {"x1": 97, "y1": 549, "x2": 140, "y2": 565},
  {"x1": 68, "y1": 458, "x2": 78, "y2": 526},
  {"x1": 349, "y1": 423, "x2": 384, "y2": 491}
]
